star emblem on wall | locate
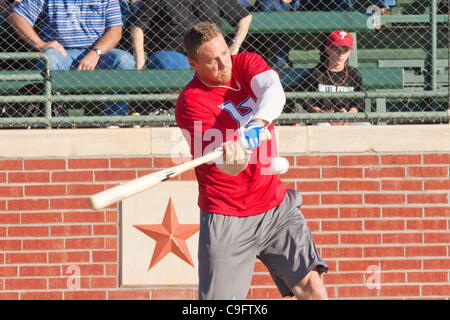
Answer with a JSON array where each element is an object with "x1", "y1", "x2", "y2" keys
[{"x1": 134, "y1": 197, "x2": 199, "y2": 270}]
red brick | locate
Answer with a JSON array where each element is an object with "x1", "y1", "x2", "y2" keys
[
  {"x1": 407, "y1": 219, "x2": 447, "y2": 230},
  {"x1": 20, "y1": 265, "x2": 61, "y2": 277},
  {"x1": 52, "y1": 171, "x2": 93, "y2": 182},
  {"x1": 423, "y1": 258, "x2": 450, "y2": 270},
  {"x1": 308, "y1": 220, "x2": 320, "y2": 231},
  {"x1": 406, "y1": 245, "x2": 447, "y2": 257},
  {"x1": 363, "y1": 246, "x2": 405, "y2": 258},
  {"x1": 323, "y1": 272, "x2": 365, "y2": 285},
  {"x1": 151, "y1": 289, "x2": 195, "y2": 300},
  {"x1": 365, "y1": 193, "x2": 405, "y2": 204},
  {"x1": 48, "y1": 277, "x2": 90, "y2": 290},
  {"x1": 425, "y1": 207, "x2": 450, "y2": 217},
  {"x1": 0, "y1": 239, "x2": 22, "y2": 251},
  {"x1": 110, "y1": 158, "x2": 152, "y2": 168},
  {"x1": 24, "y1": 159, "x2": 66, "y2": 170},
  {"x1": 297, "y1": 181, "x2": 338, "y2": 192},
  {"x1": 322, "y1": 220, "x2": 363, "y2": 231},
  {"x1": 339, "y1": 155, "x2": 379, "y2": 166},
  {"x1": 424, "y1": 179, "x2": 450, "y2": 190},
  {"x1": 5, "y1": 278, "x2": 47, "y2": 290},
  {"x1": 337, "y1": 285, "x2": 379, "y2": 297},
  {"x1": 0, "y1": 266, "x2": 18, "y2": 277},
  {"x1": 341, "y1": 233, "x2": 381, "y2": 245},
  {"x1": 136, "y1": 169, "x2": 158, "y2": 177},
  {"x1": 8, "y1": 199, "x2": 49, "y2": 211},
  {"x1": 381, "y1": 259, "x2": 422, "y2": 271},
  {"x1": 64, "y1": 291, "x2": 107, "y2": 300},
  {"x1": 322, "y1": 194, "x2": 363, "y2": 205},
  {"x1": 408, "y1": 166, "x2": 448, "y2": 177},
  {"x1": 5, "y1": 252, "x2": 47, "y2": 264},
  {"x1": 422, "y1": 284, "x2": 450, "y2": 296},
  {"x1": 0, "y1": 226, "x2": 4, "y2": 237},
  {"x1": 0, "y1": 172, "x2": 6, "y2": 183},
  {"x1": 21, "y1": 212, "x2": 62, "y2": 224},
  {"x1": 65, "y1": 237, "x2": 105, "y2": 249},
  {"x1": 50, "y1": 197, "x2": 91, "y2": 210},
  {"x1": 64, "y1": 264, "x2": 104, "y2": 276},
  {"x1": 64, "y1": 211, "x2": 105, "y2": 223},
  {"x1": 253, "y1": 260, "x2": 268, "y2": 273},
  {"x1": 296, "y1": 155, "x2": 337, "y2": 166},
  {"x1": 301, "y1": 194, "x2": 320, "y2": 205},
  {"x1": 321, "y1": 247, "x2": 362, "y2": 258},
  {"x1": 249, "y1": 287, "x2": 283, "y2": 299},
  {"x1": 25, "y1": 185, "x2": 66, "y2": 196},
  {"x1": 67, "y1": 184, "x2": 105, "y2": 196},
  {"x1": 302, "y1": 208, "x2": 339, "y2": 219},
  {"x1": 92, "y1": 250, "x2": 117, "y2": 262},
  {"x1": 8, "y1": 226, "x2": 49, "y2": 237},
  {"x1": 379, "y1": 272, "x2": 406, "y2": 283},
  {"x1": 108, "y1": 290, "x2": 150, "y2": 300},
  {"x1": 381, "y1": 154, "x2": 421, "y2": 165},
  {"x1": 51, "y1": 225, "x2": 92, "y2": 237},
  {"x1": 407, "y1": 193, "x2": 448, "y2": 204},
  {"x1": 8, "y1": 172, "x2": 50, "y2": 183},
  {"x1": 310, "y1": 233, "x2": 339, "y2": 245},
  {"x1": 423, "y1": 154, "x2": 450, "y2": 164},
  {"x1": 407, "y1": 271, "x2": 448, "y2": 283},
  {"x1": 382, "y1": 180, "x2": 422, "y2": 191},
  {"x1": 0, "y1": 292, "x2": 19, "y2": 300},
  {"x1": 91, "y1": 277, "x2": 117, "y2": 289},
  {"x1": 93, "y1": 224, "x2": 117, "y2": 235},
  {"x1": 154, "y1": 157, "x2": 191, "y2": 168},
  {"x1": 382, "y1": 233, "x2": 423, "y2": 244},
  {"x1": 180, "y1": 169, "x2": 196, "y2": 180},
  {"x1": 0, "y1": 186, "x2": 23, "y2": 197},
  {"x1": 21, "y1": 291, "x2": 63, "y2": 300},
  {"x1": 364, "y1": 167, "x2": 405, "y2": 178},
  {"x1": 68, "y1": 158, "x2": 109, "y2": 169},
  {"x1": 48, "y1": 251, "x2": 90, "y2": 263},
  {"x1": 380, "y1": 285, "x2": 420, "y2": 297},
  {"x1": 0, "y1": 213, "x2": 20, "y2": 224},
  {"x1": 23, "y1": 239, "x2": 64, "y2": 250},
  {"x1": 424, "y1": 232, "x2": 450, "y2": 244},
  {"x1": 382, "y1": 207, "x2": 422, "y2": 218},
  {"x1": 364, "y1": 219, "x2": 405, "y2": 231},
  {"x1": 105, "y1": 264, "x2": 117, "y2": 276},
  {"x1": 0, "y1": 160, "x2": 22, "y2": 171},
  {"x1": 94, "y1": 170, "x2": 136, "y2": 182},
  {"x1": 340, "y1": 207, "x2": 381, "y2": 218},
  {"x1": 105, "y1": 210, "x2": 118, "y2": 223},
  {"x1": 251, "y1": 273, "x2": 275, "y2": 286},
  {"x1": 340, "y1": 259, "x2": 380, "y2": 273},
  {"x1": 280, "y1": 168, "x2": 320, "y2": 179},
  {"x1": 340, "y1": 180, "x2": 380, "y2": 191},
  {"x1": 0, "y1": 200, "x2": 5, "y2": 211},
  {"x1": 323, "y1": 167, "x2": 363, "y2": 179}
]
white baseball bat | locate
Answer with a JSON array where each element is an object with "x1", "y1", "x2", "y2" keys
[{"x1": 89, "y1": 129, "x2": 271, "y2": 210}]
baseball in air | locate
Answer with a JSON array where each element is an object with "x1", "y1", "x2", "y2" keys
[{"x1": 270, "y1": 157, "x2": 290, "y2": 175}]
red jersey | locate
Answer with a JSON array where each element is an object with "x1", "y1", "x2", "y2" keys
[{"x1": 175, "y1": 52, "x2": 287, "y2": 217}]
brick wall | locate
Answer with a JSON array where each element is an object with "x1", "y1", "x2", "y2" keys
[{"x1": 0, "y1": 127, "x2": 449, "y2": 300}]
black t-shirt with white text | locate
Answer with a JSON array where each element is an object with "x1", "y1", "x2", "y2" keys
[{"x1": 300, "y1": 64, "x2": 365, "y2": 113}]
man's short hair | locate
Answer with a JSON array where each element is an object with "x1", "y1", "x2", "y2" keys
[{"x1": 183, "y1": 22, "x2": 223, "y2": 60}]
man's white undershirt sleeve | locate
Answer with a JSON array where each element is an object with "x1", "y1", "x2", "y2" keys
[{"x1": 249, "y1": 69, "x2": 286, "y2": 124}]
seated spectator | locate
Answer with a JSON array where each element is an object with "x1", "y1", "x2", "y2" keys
[
  {"x1": 130, "y1": 0, "x2": 252, "y2": 70},
  {"x1": 10, "y1": 0, "x2": 135, "y2": 116},
  {"x1": 299, "y1": 30, "x2": 368, "y2": 125},
  {"x1": 374, "y1": 1, "x2": 396, "y2": 15},
  {"x1": 299, "y1": 0, "x2": 353, "y2": 11},
  {"x1": 0, "y1": 0, "x2": 19, "y2": 15}
]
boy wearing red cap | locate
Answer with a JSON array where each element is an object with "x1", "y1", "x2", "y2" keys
[{"x1": 300, "y1": 30, "x2": 367, "y2": 124}]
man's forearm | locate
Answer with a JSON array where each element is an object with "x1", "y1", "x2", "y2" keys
[
  {"x1": 9, "y1": 12, "x2": 45, "y2": 50},
  {"x1": 131, "y1": 26, "x2": 146, "y2": 68},
  {"x1": 233, "y1": 14, "x2": 252, "y2": 45},
  {"x1": 92, "y1": 26, "x2": 122, "y2": 53}
]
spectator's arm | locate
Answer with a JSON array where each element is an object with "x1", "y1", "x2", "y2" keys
[
  {"x1": 229, "y1": 14, "x2": 252, "y2": 55},
  {"x1": 76, "y1": 26, "x2": 122, "y2": 70},
  {"x1": 131, "y1": 26, "x2": 145, "y2": 70},
  {"x1": 9, "y1": 12, "x2": 46, "y2": 50}
]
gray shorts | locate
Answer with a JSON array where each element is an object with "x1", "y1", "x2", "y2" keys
[{"x1": 198, "y1": 189, "x2": 329, "y2": 300}]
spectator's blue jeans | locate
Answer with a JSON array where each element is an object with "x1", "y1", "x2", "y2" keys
[
  {"x1": 39, "y1": 48, "x2": 135, "y2": 116},
  {"x1": 147, "y1": 51, "x2": 190, "y2": 70}
]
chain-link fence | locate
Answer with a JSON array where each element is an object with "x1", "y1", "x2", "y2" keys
[{"x1": 0, "y1": 0, "x2": 448, "y2": 128}]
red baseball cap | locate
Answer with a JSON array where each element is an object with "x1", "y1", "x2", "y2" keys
[{"x1": 326, "y1": 30, "x2": 354, "y2": 50}]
